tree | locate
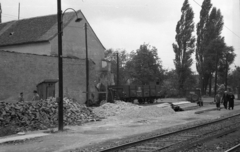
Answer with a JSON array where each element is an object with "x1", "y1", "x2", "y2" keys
[
  {"x1": 125, "y1": 44, "x2": 164, "y2": 85},
  {"x1": 172, "y1": 0, "x2": 195, "y2": 96},
  {"x1": 104, "y1": 48, "x2": 129, "y2": 85},
  {"x1": 196, "y1": 0, "x2": 212, "y2": 94},
  {"x1": 207, "y1": 37, "x2": 225, "y2": 95},
  {"x1": 161, "y1": 69, "x2": 178, "y2": 97},
  {"x1": 228, "y1": 66, "x2": 240, "y2": 90},
  {"x1": 217, "y1": 46, "x2": 236, "y2": 86},
  {"x1": 195, "y1": 0, "x2": 229, "y2": 95},
  {"x1": 184, "y1": 73, "x2": 198, "y2": 90}
]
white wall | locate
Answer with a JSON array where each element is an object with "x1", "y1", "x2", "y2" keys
[{"x1": 50, "y1": 11, "x2": 105, "y2": 72}]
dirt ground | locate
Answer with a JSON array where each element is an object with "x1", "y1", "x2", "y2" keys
[{"x1": 0, "y1": 97, "x2": 239, "y2": 152}]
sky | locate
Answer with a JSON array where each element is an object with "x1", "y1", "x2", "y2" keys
[{"x1": 1, "y1": 0, "x2": 240, "y2": 72}]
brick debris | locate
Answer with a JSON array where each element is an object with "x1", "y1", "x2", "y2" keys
[{"x1": 0, "y1": 98, "x2": 102, "y2": 132}]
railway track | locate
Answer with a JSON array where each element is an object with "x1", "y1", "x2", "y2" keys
[
  {"x1": 95, "y1": 113, "x2": 240, "y2": 152},
  {"x1": 225, "y1": 143, "x2": 240, "y2": 152}
]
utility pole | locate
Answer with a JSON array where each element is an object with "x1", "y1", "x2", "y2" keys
[
  {"x1": 18, "y1": 3, "x2": 20, "y2": 20},
  {"x1": 116, "y1": 52, "x2": 119, "y2": 86},
  {"x1": 225, "y1": 53, "x2": 228, "y2": 91},
  {"x1": 214, "y1": 51, "x2": 219, "y2": 97},
  {"x1": 85, "y1": 23, "x2": 89, "y2": 103},
  {"x1": 57, "y1": 0, "x2": 64, "y2": 131}
]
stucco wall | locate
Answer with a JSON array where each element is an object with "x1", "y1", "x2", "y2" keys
[
  {"x1": 50, "y1": 11, "x2": 105, "y2": 76},
  {"x1": 0, "y1": 50, "x2": 96, "y2": 104},
  {"x1": 0, "y1": 42, "x2": 51, "y2": 55}
]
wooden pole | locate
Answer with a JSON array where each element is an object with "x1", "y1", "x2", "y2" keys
[
  {"x1": 85, "y1": 23, "x2": 89, "y2": 103},
  {"x1": 18, "y1": 3, "x2": 20, "y2": 20},
  {"x1": 214, "y1": 51, "x2": 219, "y2": 97},
  {"x1": 225, "y1": 54, "x2": 228, "y2": 91},
  {"x1": 117, "y1": 52, "x2": 119, "y2": 86},
  {"x1": 57, "y1": 0, "x2": 64, "y2": 131}
]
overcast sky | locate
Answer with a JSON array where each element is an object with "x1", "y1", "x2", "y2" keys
[{"x1": 1, "y1": 0, "x2": 239, "y2": 72}]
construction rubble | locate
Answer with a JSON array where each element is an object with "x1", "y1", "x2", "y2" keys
[
  {"x1": 0, "y1": 98, "x2": 102, "y2": 132},
  {"x1": 92, "y1": 100, "x2": 176, "y2": 119},
  {"x1": 0, "y1": 98, "x2": 178, "y2": 134}
]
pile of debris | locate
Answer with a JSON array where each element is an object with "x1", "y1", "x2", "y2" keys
[
  {"x1": 92, "y1": 100, "x2": 141, "y2": 117},
  {"x1": 0, "y1": 98, "x2": 102, "y2": 131},
  {"x1": 121, "y1": 104, "x2": 176, "y2": 119},
  {"x1": 92, "y1": 101, "x2": 176, "y2": 119}
]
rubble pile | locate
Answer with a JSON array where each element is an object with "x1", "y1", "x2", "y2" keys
[
  {"x1": 93, "y1": 101, "x2": 175, "y2": 119},
  {"x1": 121, "y1": 105, "x2": 176, "y2": 119},
  {"x1": 0, "y1": 98, "x2": 102, "y2": 131},
  {"x1": 92, "y1": 100, "x2": 141, "y2": 117}
]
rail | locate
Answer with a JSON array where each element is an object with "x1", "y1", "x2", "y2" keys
[
  {"x1": 225, "y1": 143, "x2": 240, "y2": 152},
  {"x1": 98, "y1": 113, "x2": 240, "y2": 152}
]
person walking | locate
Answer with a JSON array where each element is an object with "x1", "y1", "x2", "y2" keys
[
  {"x1": 228, "y1": 92, "x2": 235, "y2": 110},
  {"x1": 222, "y1": 91, "x2": 229, "y2": 109},
  {"x1": 215, "y1": 92, "x2": 221, "y2": 110}
]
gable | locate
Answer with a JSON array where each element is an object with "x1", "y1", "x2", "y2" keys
[{"x1": 0, "y1": 12, "x2": 76, "y2": 47}]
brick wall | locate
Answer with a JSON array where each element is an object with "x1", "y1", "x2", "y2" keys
[{"x1": 0, "y1": 50, "x2": 96, "y2": 104}]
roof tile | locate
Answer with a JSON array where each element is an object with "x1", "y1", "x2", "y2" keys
[{"x1": 0, "y1": 12, "x2": 75, "y2": 46}]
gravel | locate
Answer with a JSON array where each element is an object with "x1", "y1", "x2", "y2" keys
[{"x1": 92, "y1": 101, "x2": 175, "y2": 119}]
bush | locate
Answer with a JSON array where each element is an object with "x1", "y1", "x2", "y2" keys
[
  {"x1": 0, "y1": 126, "x2": 18, "y2": 137},
  {"x1": 161, "y1": 81, "x2": 179, "y2": 98}
]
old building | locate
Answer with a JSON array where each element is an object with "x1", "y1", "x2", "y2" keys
[{"x1": 0, "y1": 10, "x2": 107, "y2": 103}]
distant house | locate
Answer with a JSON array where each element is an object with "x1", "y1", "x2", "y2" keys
[{"x1": 0, "y1": 10, "x2": 107, "y2": 103}]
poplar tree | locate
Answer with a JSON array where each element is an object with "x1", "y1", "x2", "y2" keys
[
  {"x1": 204, "y1": 7, "x2": 225, "y2": 95},
  {"x1": 172, "y1": 0, "x2": 195, "y2": 95},
  {"x1": 196, "y1": 0, "x2": 229, "y2": 94},
  {"x1": 196, "y1": 0, "x2": 212, "y2": 94}
]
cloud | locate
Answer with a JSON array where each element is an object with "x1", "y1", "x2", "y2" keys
[
  {"x1": 1, "y1": 0, "x2": 239, "y2": 70},
  {"x1": 65, "y1": 0, "x2": 183, "y2": 24},
  {"x1": 91, "y1": 16, "x2": 177, "y2": 69}
]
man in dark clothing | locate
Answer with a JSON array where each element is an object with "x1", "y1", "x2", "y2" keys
[
  {"x1": 215, "y1": 92, "x2": 221, "y2": 110},
  {"x1": 222, "y1": 91, "x2": 229, "y2": 109},
  {"x1": 228, "y1": 92, "x2": 235, "y2": 110}
]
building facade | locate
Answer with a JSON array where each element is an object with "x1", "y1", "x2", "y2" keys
[{"x1": 0, "y1": 10, "x2": 107, "y2": 104}]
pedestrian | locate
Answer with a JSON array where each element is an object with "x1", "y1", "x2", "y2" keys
[
  {"x1": 228, "y1": 92, "x2": 235, "y2": 110},
  {"x1": 221, "y1": 91, "x2": 229, "y2": 109},
  {"x1": 215, "y1": 92, "x2": 221, "y2": 110},
  {"x1": 32, "y1": 90, "x2": 40, "y2": 101},
  {"x1": 18, "y1": 92, "x2": 24, "y2": 102}
]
